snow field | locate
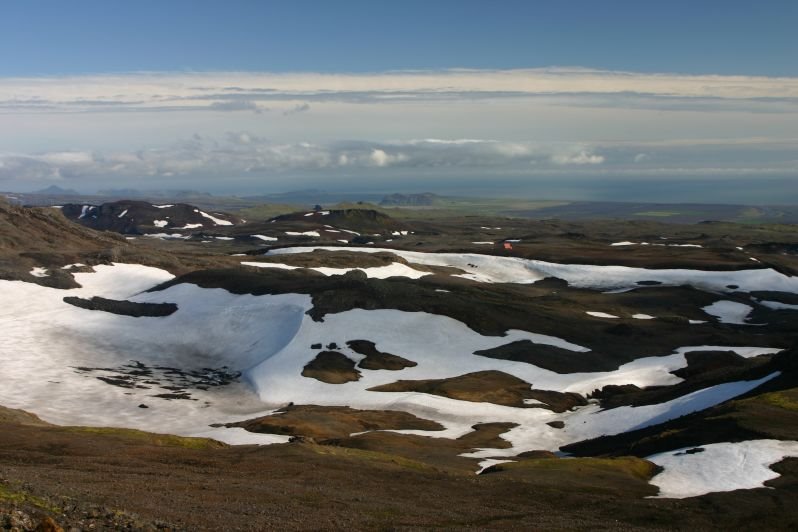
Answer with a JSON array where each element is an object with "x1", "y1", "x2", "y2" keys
[
  {"x1": 267, "y1": 246, "x2": 798, "y2": 293},
  {"x1": 3, "y1": 258, "x2": 794, "y2": 496},
  {"x1": 647, "y1": 440, "x2": 798, "y2": 498}
]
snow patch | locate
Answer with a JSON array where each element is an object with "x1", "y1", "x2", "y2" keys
[
  {"x1": 586, "y1": 311, "x2": 619, "y2": 319},
  {"x1": 703, "y1": 301, "x2": 754, "y2": 325},
  {"x1": 199, "y1": 211, "x2": 233, "y2": 226},
  {"x1": 476, "y1": 459, "x2": 515, "y2": 475},
  {"x1": 267, "y1": 246, "x2": 798, "y2": 293},
  {"x1": 648, "y1": 440, "x2": 798, "y2": 498}
]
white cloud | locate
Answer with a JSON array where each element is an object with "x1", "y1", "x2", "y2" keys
[
  {"x1": 634, "y1": 153, "x2": 649, "y2": 163},
  {"x1": 551, "y1": 150, "x2": 605, "y2": 165},
  {"x1": 370, "y1": 149, "x2": 389, "y2": 167},
  {"x1": 1, "y1": 68, "x2": 797, "y2": 114},
  {"x1": 4, "y1": 135, "x2": 795, "y2": 186}
]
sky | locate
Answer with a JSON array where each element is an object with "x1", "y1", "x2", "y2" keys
[{"x1": 0, "y1": 0, "x2": 796, "y2": 203}]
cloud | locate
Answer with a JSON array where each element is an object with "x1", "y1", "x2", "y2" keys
[
  {"x1": 1, "y1": 68, "x2": 797, "y2": 114},
  {"x1": 207, "y1": 100, "x2": 264, "y2": 113},
  {"x1": 3, "y1": 135, "x2": 795, "y2": 186},
  {"x1": 283, "y1": 102, "x2": 310, "y2": 115},
  {"x1": 551, "y1": 150, "x2": 605, "y2": 165}
]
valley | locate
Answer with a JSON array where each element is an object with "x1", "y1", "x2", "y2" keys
[{"x1": 1, "y1": 196, "x2": 797, "y2": 530}]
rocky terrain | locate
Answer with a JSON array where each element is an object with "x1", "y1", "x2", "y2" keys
[{"x1": 1, "y1": 197, "x2": 797, "y2": 529}]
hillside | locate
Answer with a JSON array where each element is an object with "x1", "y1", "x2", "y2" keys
[
  {"x1": 61, "y1": 200, "x2": 240, "y2": 234},
  {"x1": 0, "y1": 202, "x2": 797, "y2": 528}
]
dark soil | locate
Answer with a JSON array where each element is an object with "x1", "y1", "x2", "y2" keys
[
  {"x1": 346, "y1": 340, "x2": 417, "y2": 370},
  {"x1": 474, "y1": 340, "x2": 620, "y2": 373},
  {"x1": 301, "y1": 351, "x2": 361, "y2": 384},
  {"x1": 226, "y1": 404, "x2": 444, "y2": 440},
  {"x1": 368, "y1": 370, "x2": 587, "y2": 411},
  {"x1": 63, "y1": 296, "x2": 178, "y2": 317},
  {"x1": 2, "y1": 416, "x2": 797, "y2": 530}
]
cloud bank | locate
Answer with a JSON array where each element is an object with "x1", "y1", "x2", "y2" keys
[
  {"x1": 2, "y1": 68, "x2": 798, "y2": 114},
  {"x1": 0, "y1": 68, "x2": 795, "y2": 201}
]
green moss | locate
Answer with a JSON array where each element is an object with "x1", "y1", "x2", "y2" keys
[
  {"x1": 498, "y1": 456, "x2": 659, "y2": 480},
  {"x1": 752, "y1": 390, "x2": 798, "y2": 411},
  {"x1": 0, "y1": 483, "x2": 57, "y2": 512},
  {"x1": 633, "y1": 211, "x2": 681, "y2": 217},
  {"x1": 64, "y1": 426, "x2": 227, "y2": 449},
  {"x1": 307, "y1": 443, "x2": 434, "y2": 472}
]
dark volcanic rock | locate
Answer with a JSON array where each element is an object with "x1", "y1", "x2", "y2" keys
[
  {"x1": 302, "y1": 351, "x2": 361, "y2": 384},
  {"x1": 474, "y1": 340, "x2": 622, "y2": 373},
  {"x1": 671, "y1": 350, "x2": 748, "y2": 379},
  {"x1": 347, "y1": 340, "x2": 417, "y2": 370},
  {"x1": 227, "y1": 404, "x2": 443, "y2": 439},
  {"x1": 63, "y1": 296, "x2": 178, "y2": 317},
  {"x1": 368, "y1": 370, "x2": 586, "y2": 411}
]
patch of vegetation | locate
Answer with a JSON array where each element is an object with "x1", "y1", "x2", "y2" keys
[
  {"x1": 64, "y1": 426, "x2": 226, "y2": 449},
  {"x1": 0, "y1": 482, "x2": 56, "y2": 512},
  {"x1": 497, "y1": 456, "x2": 660, "y2": 481},
  {"x1": 745, "y1": 389, "x2": 798, "y2": 411},
  {"x1": 307, "y1": 443, "x2": 436, "y2": 472},
  {"x1": 633, "y1": 211, "x2": 681, "y2": 217}
]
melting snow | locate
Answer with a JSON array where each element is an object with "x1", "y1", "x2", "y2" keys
[
  {"x1": 586, "y1": 311, "x2": 620, "y2": 319},
  {"x1": 199, "y1": 211, "x2": 233, "y2": 226},
  {"x1": 153, "y1": 204, "x2": 174, "y2": 208},
  {"x1": 242, "y1": 261, "x2": 430, "y2": 280},
  {"x1": 285, "y1": 231, "x2": 321, "y2": 237},
  {"x1": 267, "y1": 246, "x2": 798, "y2": 293},
  {"x1": 153, "y1": 220, "x2": 168, "y2": 228},
  {"x1": 252, "y1": 234, "x2": 278, "y2": 242},
  {"x1": 180, "y1": 223, "x2": 203, "y2": 229},
  {"x1": 0, "y1": 265, "x2": 308, "y2": 445},
  {"x1": 648, "y1": 440, "x2": 798, "y2": 498},
  {"x1": 476, "y1": 459, "x2": 515, "y2": 475},
  {"x1": 1, "y1": 259, "x2": 788, "y2": 456},
  {"x1": 30, "y1": 267, "x2": 49, "y2": 277},
  {"x1": 632, "y1": 313, "x2": 656, "y2": 320},
  {"x1": 757, "y1": 300, "x2": 798, "y2": 311},
  {"x1": 117, "y1": 209, "x2": 128, "y2": 218},
  {"x1": 702, "y1": 301, "x2": 754, "y2": 325},
  {"x1": 144, "y1": 233, "x2": 190, "y2": 240},
  {"x1": 241, "y1": 262, "x2": 299, "y2": 271}
]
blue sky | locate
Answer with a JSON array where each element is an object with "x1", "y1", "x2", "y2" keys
[
  {"x1": 0, "y1": 1, "x2": 796, "y2": 202},
  {"x1": 2, "y1": 0, "x2": 796, "y2": 76}
]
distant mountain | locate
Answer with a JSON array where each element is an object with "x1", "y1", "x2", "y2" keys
[
  {"x1": 61, "y1": 200, "x2": 240, "y2": 234},
  {"x1": 97, "y1": 189, "x2": 214, "y2": 199},
  {"x1": 380, "y1": 193, "x2": 440, "y2": 206},
  {"x1": 244, "y1": 189, "x2": 384, "y2": 205},
  {"x1": 32, "y1": 185, "x2": 80, "y2": 196},
  {"x1": 270, "y1": 208, "x2": 407, "y2": 233}
]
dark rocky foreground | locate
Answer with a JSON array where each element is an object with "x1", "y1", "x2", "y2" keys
[{"x1": 1, "y1": 409, "x2": 797, "y2": 531}]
